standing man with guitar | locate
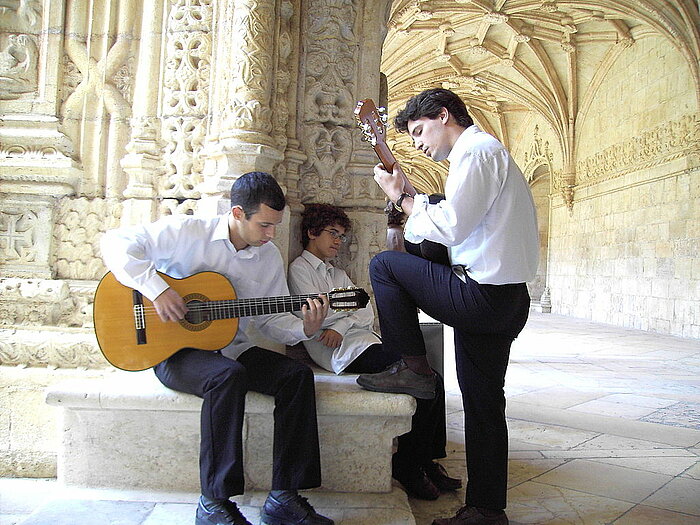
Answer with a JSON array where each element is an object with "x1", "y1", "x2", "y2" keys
[
  {"x1": 101, "y1": 172, "x2": 335, "y2": 525},
  {"x1": 356, "y1": 89, "x2": 539, "y2": 525}
]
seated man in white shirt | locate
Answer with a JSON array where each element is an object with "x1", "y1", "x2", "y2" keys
[
  {"x1": 288, "y1": 203, "x2": 461, "y2": 501},
  {"x1": 100, "y1": 172, "x2": 334, "y2": 525},
  {"x1": 356, "y1": 89, "x2": 539, "y2": 525}
]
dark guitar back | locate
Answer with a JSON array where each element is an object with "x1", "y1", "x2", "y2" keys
[{"x1": 404, "y1": 194, "x2": 451, "y2": 266}]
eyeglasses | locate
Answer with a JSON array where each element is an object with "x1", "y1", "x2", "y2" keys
[{"x1": 323, "y1": 229, "x2": 348, "y2": 243}]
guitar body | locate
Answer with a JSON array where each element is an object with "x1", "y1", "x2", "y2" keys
[
  {"x1": 94, "y1": 271, "x2": 238, "y2": 371},
  {"x1": 355, "y1": 99, "x2": 450, "y2": 266},
  {"x1": 93, "y1": 271, "x2": 369, "y2": 371},
  {"x1": 403, "y1": 193, "x2": 450, "y2": 266}
]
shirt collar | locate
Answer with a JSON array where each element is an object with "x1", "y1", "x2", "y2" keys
[
  {"x1": 447, "y1": 125, "x2": 480, "y2": 164},
  {"x1": 212, "y1": 212, "x2": 259, "y2": 259},
  {"x1": 301, "y1": 249, "x2": 333, "y2": 272}
]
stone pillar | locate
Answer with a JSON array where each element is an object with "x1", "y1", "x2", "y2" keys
[
  {"x1": 200, "y1": 0, "x2": 284, "y2": 215},
  {"x1": 121, "y1": 0, "x2": 165, "y2": 201},
  {"x1": 118, "y1": 0, "x2": 166, "y2": 225},
  {"x1": 0, "y1": 0, "x2": 81, "y2": 278},
  {"x1": 292, "y1": 0, "x2": 392, "y2": 292}
]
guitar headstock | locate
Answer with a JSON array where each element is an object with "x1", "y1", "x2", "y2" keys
[
  {"x1": 354, "y1": 99, "x2": 396, "y2": 171},
  {"x1": 354, "y1": 99, "x2": 389, "y2": 147},
  {"x1": 327, "y1": 287, "x2": 370, "y2": 312}
]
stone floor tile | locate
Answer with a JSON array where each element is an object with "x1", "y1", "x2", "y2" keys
[
  {"x1": 642, "y1": 477, "x2": 700, "y2": 515},
  {"x1": 506, "y1": 481, "x2": 634, "y2": 524},
  {"x1": 641, "y1": 402, "x2": 700, "y2": 429},
  {"x1": 21, "y1": 500, "x2": 155, "y2": 525},
  {"x1": 601, "y1": 393, "x2": 678, "y2": 409},
  {"x1": 612, "y1": 504, "x2": 700, "y2": 524},
  {"x1": 533, "y1": 459, "x2": 672, "y2": 503},
  {"x1": 507, "y1": 458, "x2": 568, "y2": 488},
  {"x1": 142, "y1": 503, "x2": 196, "y2": 525},
  {"x1": 507, "y1": 419, "x2": 599, "y2": 449},
  {"x1": 570, "y1": 433, "x2": 683, "y2": 451},
  {"x1": 569, "y1": 399, "x2": 658, "y2": 419},
  {"x1": 587, "y1": 456, "x2": 700, "y2": 477},
  {"x1": 682, "y1": 459, "x2": 700, "y2": 479},
  {"x1": 508, "y1": 387, "x2": 603, "y2": 409}
]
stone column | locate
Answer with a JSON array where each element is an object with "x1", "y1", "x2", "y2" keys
[
  {"x1": 119, "y1": 0, "x2": 166, "y2": 224},
  {"x1": 292, "y1": 0, "x2": 391, "y2": 293},
  {"x1": 0, "y1": 0, "x2": 81, "y2": 278},
  {"x1": 200, "y1": 0, "x2": 283, "y2": 214}
]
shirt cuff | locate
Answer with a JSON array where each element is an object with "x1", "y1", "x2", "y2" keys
[
  {"x1": 141, "y1": 275, "x2": 170, "y2": 302},
  {"x1": 404, "y1": 193, "x2": 429, "y2": 243}
]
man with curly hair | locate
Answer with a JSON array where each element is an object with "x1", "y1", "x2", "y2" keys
[{"x1": 288, "y1": 203, "x2": 462, "y2": 501}]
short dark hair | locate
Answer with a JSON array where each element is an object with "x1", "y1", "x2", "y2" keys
[
  {"x1": 230, "y1": 171, "x2": 285, "y2": 217},
  {"x1": 301, "y1": 203, "x2": 352, "y2": 248},
  {"x1": 394, "y1": 88, "x2": 473, "y2": 132}
]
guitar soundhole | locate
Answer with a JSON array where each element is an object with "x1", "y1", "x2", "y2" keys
[{"x1": 180, "y1": 294, "x2": 212, "y2": 332}]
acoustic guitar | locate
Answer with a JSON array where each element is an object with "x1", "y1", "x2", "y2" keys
[
  {"x1": 93, "y1": 271, "x2": 370, "y2": 371},
  {"x1": 354, "y1": 98, "x2": 450, "y2": 266}
]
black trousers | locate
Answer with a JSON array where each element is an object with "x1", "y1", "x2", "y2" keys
[
  {"x1": 369, "y1": 251, "x2": 530, "y2": 510},
  {"x1": 154, "y1": 346, "x2": 322, "y2": 499},
  {"x1": 345, "y1": 343, "x2": 447, "y2": 466}
]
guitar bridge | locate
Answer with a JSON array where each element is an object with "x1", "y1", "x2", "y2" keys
[{"x1": 132, "y1": 290, "x2": 147, "y2": 345}]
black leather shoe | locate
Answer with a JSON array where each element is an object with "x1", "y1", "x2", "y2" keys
[
  {"x1": 423, "y1": 461, "x2": 463, "y2": 491},
  {"x1": 196, "y1": 495, "x2": 252, "y2": 525},
  {"x1": 261, "y1": 492, "x2": 334, "y2": 525},
  {"x1": 392, "y1": 455, "x2": 440, "y2": 500},
  {"x1": 356, "y1": 359, "x2": 437, "y2": 399}
]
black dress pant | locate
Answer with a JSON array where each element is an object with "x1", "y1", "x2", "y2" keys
[
  {"x1": 154, "y1": 346, "x2": 322, "y2": 499},
  {"x1": 345, "y1": 343, "x2": 447, "y2": 466},
  {"x1": 369, "y1": 251, "x2": 530, "y2": 510}
]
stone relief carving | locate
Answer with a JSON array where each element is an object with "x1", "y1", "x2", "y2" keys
[
  {"x1": 0, "y1": 33, "x2": 39, "y2": 99},
  {"x1": 222, "y1": 0, "x2": 275, "y2": 136},
  {"x1": 299, "y1": 0, "x2": 358, "y2": 204},
  {"x1": 0, "y1": 208, "x2": 38, "y2": 264},
  {"x1": 53, "y1": 197, "x2": 121, "y2": 281},
  {"x1": 577, "y1": 114, "x2": 699, "y2": 185},
  {"x1": 271, "y1": 1, "x2": 295, "y2": 150},
  {"x1": 161, "y1": 0, "x2": 213, "y2": 200},
  {"x1": 523, "y1": 125, "x2": 554, "y2": 184}
]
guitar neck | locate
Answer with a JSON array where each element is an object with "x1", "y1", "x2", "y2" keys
[
  {"x1": 373, "y1": 143, "x2": 416, "y2": 196},
  {"x1": 201, "y1": 294, "x2": 323, "y2": 321}
]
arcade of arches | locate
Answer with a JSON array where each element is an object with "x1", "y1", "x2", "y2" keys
[{"x1": 0, "y1": 0, "x2": 698, "y2": 478}]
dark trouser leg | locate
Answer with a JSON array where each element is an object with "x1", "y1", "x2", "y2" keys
[
  {"x1": 396, "y1": 372, "x2": 447, "y2": 464},
  {"x1": 455, "y1": 331, "x2": 512, "y2": 510},
  {"x1": 237, "y1": 347, "x2": 321, "y2": 490},
  {"x1": 368, "y1": 250, "x2": 531, "y2": 510},
  {"x1": 154, "y1": 348, "x2": 247, "y2": 499}
]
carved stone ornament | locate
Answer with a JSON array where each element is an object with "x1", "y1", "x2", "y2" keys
[
  {"x1": 299, "y1": 0, "x2": 359, "y2": 204},
  {"x1": 577, "y1": 114, "x2": 699, "y2": 185},
  {"x1": 0, "y1": 33, "x2": 39, "y2": 99}
]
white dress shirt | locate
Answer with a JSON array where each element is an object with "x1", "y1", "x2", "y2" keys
[
  {"x1": 100, "y1": 213, "x2": 308, "y2": 360},
  {"x1": 288, "y1": 250, "x2": 380, "y2": 374},
  {"x1": 405, "y1": 125, "x2": 539, "y2": 285}
]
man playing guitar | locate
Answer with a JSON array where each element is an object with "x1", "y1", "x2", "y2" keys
[
  {"x1": 101, "y1": 172, "x2": 334, "y2": 525},
  {"x1": 355, "y1": 89, "x2": 539, "y2": 525}
]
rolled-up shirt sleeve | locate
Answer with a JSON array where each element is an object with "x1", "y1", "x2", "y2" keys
[
  {"x1": 100, "y1": 222, "x2": 174, "y2": 301},
  {"x1": 404, "y1": 150, "x2": 503, "y2": 247}
]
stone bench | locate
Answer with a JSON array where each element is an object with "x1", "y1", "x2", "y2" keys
[{"x1": 45, "y1": 366, "x2": 416, "y2": 495}]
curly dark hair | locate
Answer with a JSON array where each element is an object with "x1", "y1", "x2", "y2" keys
[
  {"x1": 394, "y1": 88, "x2": 473, "y2": 132},
  {"x1": 301, "y1": 203, "x2": 352, "y2": 248}
]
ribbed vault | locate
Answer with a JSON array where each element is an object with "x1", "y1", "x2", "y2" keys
[{"x1": 381, "y1": 0, "x2": 700, "y2": 196}]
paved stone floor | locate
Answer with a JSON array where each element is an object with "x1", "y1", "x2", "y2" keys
[{"x1": 2, "y1": 311, "x2": 699, "y2": 524}]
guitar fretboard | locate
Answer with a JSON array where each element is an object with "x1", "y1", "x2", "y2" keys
[{"x1": 192, "y1": 294, "x2": 324, "y2": 321}]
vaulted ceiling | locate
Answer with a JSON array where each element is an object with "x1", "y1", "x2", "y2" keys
[{"x1": 380, "y1": 0, "x2": 700, "y2": 194}]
